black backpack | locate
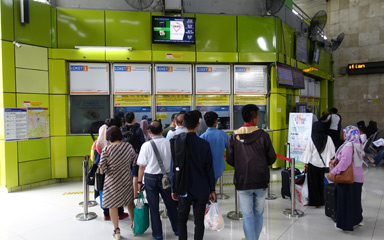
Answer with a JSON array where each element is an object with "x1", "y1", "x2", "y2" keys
[{"x1": 121, "y1": 125, "x2": 140, "y2": 153}]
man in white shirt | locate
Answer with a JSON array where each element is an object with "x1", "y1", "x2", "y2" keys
[
  {"x1": 322, "y1": 107, "x2": 342, "y2": 147},
  {"x1": 166, "y1": 113, "x2": 186, "y2": 139},
  {"x1": 137, "y1": 120, "x2": 178, "y2": 239}
]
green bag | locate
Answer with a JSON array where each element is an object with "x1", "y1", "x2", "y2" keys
[{"x1": 133, "y1": 192, "x2": 149, "y2": 235}]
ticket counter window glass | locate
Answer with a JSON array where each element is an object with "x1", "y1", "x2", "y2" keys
[
  {"x1": 156, "y1": 106, "x2": 191, "y2": 129},
  {"x1": 156, "y1": 95, "x2": 191, "y2": 129},
  {"x1": 196, "y1": 106, "x2": 230, "y2": 130},
  {"x1": 114, "y1": 107, "x2": 152, "y2": 127},
  {"x1": 234, "y1": 105, "x2": 267, "y2": 130},
  {"x1": 70, "y1": 95, "x2": 110, "y2": 134}
]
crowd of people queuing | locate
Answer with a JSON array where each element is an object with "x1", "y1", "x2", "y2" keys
[{"x1": 91, "y1": 105, "x2": 379, "y2": 239}]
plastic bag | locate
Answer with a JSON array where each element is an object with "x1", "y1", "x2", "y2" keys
[
  {"x1": 204, "y1": 203, "x2": 224, "y2": 231},
  {"x1": 295, "y1": 174, "x2": 309, "y2": 206}
]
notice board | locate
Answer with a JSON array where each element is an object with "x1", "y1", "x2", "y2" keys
[
  {"x1": 113, "y1": 64, "x2": 151, "y2": 94},
  {"x1": 69, "y1": 63, "x2": 109, "y2": 95},
  {"x1": 195, "y1": 65, "x2": 230, "y2": 94},
  {"x1": 234, "y1": 65, "x2": 267, "y2": 94},
  {"x1": 155, "y1": 64, "x2": 192, "y2": 94}
]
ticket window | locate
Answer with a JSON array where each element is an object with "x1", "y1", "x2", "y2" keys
[
  {"x1": 155, "y1": 95, "x2": 191, "y2": 129},
  {"x1": 196, "y1": 106, "x2": 230, "y2": 130},
  {"x1": 113, "y1": 95, "x2": 152, "y2": 127},
  {"x1": 114, "y1": 106, "x2": 152, "y2": 127},
  {"x1": 234, "y1": 105, "x2": 267, "y2": 130},
  {"x1": 156, "y1": 106, "x2": 191, "y2": 129}
]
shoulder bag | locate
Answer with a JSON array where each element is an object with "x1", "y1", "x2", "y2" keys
[
  {"x1": 327, "y1": 158, "x2": 354, "y2": 184},
  {"x1": 150, "y1": 140, "x2": 171, "y2": 189}
]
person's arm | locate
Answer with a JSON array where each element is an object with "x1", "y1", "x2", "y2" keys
[
  {"x1": 99, "y1": 148, "x2": 109, "y2": 174},
  {"x1": 264, "y1": 133, "x2": 276, "y2": 166},
  {"x1": 331, "y1": 145, "x2": 353, "y2": 175},
  {"x1": 169, "y1": 139, "x2": 178, "y2": 201},
  {"x1": 205, "y1": 145, "x2": 216, "y2": 202},
  {"x1": 300, "y1": 140, "x2": 314, "y2": 164},
  {"x1": 226, "y1": 134, "x2": 235, "y2": 166},
  {"x1": 137, "y1": 166, "x2": 146, "y2": 190},
  {"x1": 322, "y1": 114, "x2": 331, "y2": 123}
]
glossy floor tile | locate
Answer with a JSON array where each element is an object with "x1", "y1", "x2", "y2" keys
[{"x1": 1, "y1": 166, "x2": 383, "y2": 240}]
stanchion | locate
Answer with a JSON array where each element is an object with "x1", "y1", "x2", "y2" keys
[
  {"x1": 265, "y1": 183, "x2": 276, "y2": 200},
  {"x1": 216, "y1": 176, "x2": 229, "y2": 200},
  {"x1": 76, "y1": 158, "x2": 97, "y2": 221},
  {"x1": 227, "y1": 190, "x2": 243, "y2": 220},
  {"x1": 79, "y1": 155, "x2": 98, "y2": 208},
  {"x1": 283, "y1": 158, "x2": 304, "y2": 218}
]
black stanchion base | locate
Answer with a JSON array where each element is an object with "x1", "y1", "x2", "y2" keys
[
  {"x1": 79, "y1": 201, "x2": 98, "y2": 207},
  {"x1": 217, "y1": 193, "x2": 230, "y2": 200},
  {"x1": 227, "y1": 211, "x2": 243, "y2": 220},
  {"x1": 283, "y1": 209, "x2": 304, "y2": 218},
  {"x1": 76, "y1": 212, "x2": 97, "y2": 221},
  {"x1": 266, "y1": 194, "x2": 277, "y2": 200}
]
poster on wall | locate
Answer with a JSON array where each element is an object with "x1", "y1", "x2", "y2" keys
[
  {"x1": 195, "y1": 65, "x2": 230, "y2": 94},
  {"x1": 114, "y1": 95, "x2": 152, "y2": 122},
  {"x1": 113, "y1": 64, "x2": 151, "y2": 94},
  {"x1": 4, "y1": 108, "x2": 28, "y2": 141},
  {"x1": 155, "y1": 64, "x2": 192, "y2": 94},
  {"x1": 307, "y1": 77, "x2": 315, "y2": 97},
  {"x1": 27, "y1": 108, "x2": 49, "y2": 139},
  {"x1": 288, "y1": 113, "x2": 313, "y2": 163},
  {"x1": 196, "y1": 95, "x2": 230, "y2": 129},
  {"x1": 156, "y1": 95, "x2": 191, "y2": 127},
  {"x1": 234, "y1": 65, "x2": 267, "y2": 94},
  {"x1": 69, "y1": 63, "x2": 109, "y2": 95},
  {"x1": 299, "y1": 77, "x2": 309, "y2": 97}
]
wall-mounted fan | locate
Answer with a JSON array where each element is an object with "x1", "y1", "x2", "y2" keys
[
  {"x1": 309, "y1": 10, "x2": 327, "y2": 41},
  {"x1": 264, "y1": 0, "x2": 286, "y2": 15},
  {"x1": 330, "y1": 33, "x2": 344, "y2": 51},
  {"x1": 125, "y1": 0, "x2": 154, "y2": 10}
]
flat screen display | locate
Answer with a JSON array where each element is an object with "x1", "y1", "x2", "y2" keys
[
  {"x1": 292, "y1": 67, "x2": 305, "y2": 89},
  {"x1": 152, "y1": 16, "x2": 195, "y2": 44},
  {"x1": 276, "y1": 63, "x2": 293, "y2": 87},
  {"x1": 296, "y1": 32, "x2": 308, "y2": 64},
  {"x1": 313, "y1": 45, "x2": 321, "y2": 64}
]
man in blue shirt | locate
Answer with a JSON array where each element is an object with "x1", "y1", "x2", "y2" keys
[
  {"x1": 200, "y1": 111, "x2": 228, "y2": 198},
  {"x1": 170, "y1": 111, "x2": 215, "y2": 240}
]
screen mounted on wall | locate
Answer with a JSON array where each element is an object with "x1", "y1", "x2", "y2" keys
[
  {"x1": 291, "y1": 67, "x2": 305, "y2": 89},
  {"x1": 276, "y1": 63, "x2": 293, "y2": 87},
  {"x1": 152, "y1": 16, "x2": 196, "y2": 44}
]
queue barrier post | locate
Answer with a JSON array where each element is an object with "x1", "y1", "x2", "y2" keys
[
  {"x1": 76, "y1": 156, "x2": 97, "y2": 221},
  {"x1": 265, "y1": 183, "x2": 276, "y2": 200},
  {"x1": 217, "y1": 176, "x2": 229, "y2": 200},
  {"x1": 78, "y1": 155, "x2": 98, "y2": 208},
  {"x1": 227, "y1": 190, "x2": 243, "y2": 220},
  {"x1": 283, "y1": 157, "x2": 304, "y2": 218}
]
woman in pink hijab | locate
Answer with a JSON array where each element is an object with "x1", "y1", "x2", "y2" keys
[{"x1": 140, "y1": 119, "x2": 151, "y2": 141}]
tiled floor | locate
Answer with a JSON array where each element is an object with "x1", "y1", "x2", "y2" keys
[{"x1": 1, "y1": 166, "x2": 383, "y2": 240}]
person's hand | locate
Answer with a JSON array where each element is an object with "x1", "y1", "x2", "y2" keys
[
  {"x1": 138, "y1": 183, "x2": 144, "y2": 192},
  {"x1": 171, "y1": 193, "x2": 179, "y2": 201},
  {"x1": 209, "y1": 191, "x2": 216, "y2": 203}
]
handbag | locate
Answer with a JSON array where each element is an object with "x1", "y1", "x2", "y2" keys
[
  {"x1": 327, "y1": 158, "x2": 354, "y2": 184},
  {"x1": 133, "y1": 192, "x2": 149, "y2": 235},
  {"x1": 95, "y1": 167, "x2": 105, "y2": 191},
  {"x1": 150, "y1": 140, "x2": 171, "y2": 189}
]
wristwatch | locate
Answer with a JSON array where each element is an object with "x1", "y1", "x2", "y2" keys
[{"x1": 137, "y1": 181, "x2": 143, "y2": 184}]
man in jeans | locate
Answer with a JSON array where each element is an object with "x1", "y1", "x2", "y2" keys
[
  {"x1": 170, "y1": 111, "x2": 216, "y2": 240},
  {"x1": 226, "y1": 104, "x2": 276, "y2": 240},
  {"x1": 137, "y1": 120, "x2": 178, "y2": 239}
]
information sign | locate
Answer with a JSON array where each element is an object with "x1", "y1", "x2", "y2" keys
[
  {"x1": 4, "y1": 108, "x2": 28, "y2": 141},
  {"x1": 69, "y1": 63, "x2": 109, "y2": 94},
  {"x1": 288, "y1": 113, "x2": 313, "y2": 163},
  {"x1": 155, "y1": 64, "x2": 192, "y2": 94},
  {"x1": 234, "y1": 65, "x2": 267, "y2": 94},
  {"x1": 196, "y1": 65, "x2": 230, "y2": 94}
]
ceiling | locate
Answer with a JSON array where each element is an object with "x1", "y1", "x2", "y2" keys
[{"x1": 293, "y1": 0, "x2": 327, "y2": 19}]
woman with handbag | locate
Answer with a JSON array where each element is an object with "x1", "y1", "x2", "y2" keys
[
  {"x1": 99, "y1": 126, "x2": 137, "y2": 239},
  {"x1": 329, "y1": 125, "x2": 364, "y2": 231},
  {"x1": 300, "y1": 121, "x2": 335, "y2": 207}
]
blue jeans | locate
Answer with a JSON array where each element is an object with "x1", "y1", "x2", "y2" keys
[
  {"x1": 238, "y1": 188, "x2": 267, "y2": 240},
  {"x1": 144, "y1": 173, "x2": 178, "y2": 239},
  {"x1": 373, "y1": 148, "x2": 384, "y2": 165}
]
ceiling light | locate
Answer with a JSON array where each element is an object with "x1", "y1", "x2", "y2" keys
[{"x1": 74, "y1": 46, "x2": 132, "y2": 51}]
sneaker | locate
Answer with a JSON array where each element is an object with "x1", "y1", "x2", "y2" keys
[
  {"x1": 104, "y1": 216, "x2": 111, "y2": 221},
  {"x1": 118, "y1": 212, "x2": 129, "y2": 220}
]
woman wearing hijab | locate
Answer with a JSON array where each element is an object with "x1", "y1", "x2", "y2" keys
[
  {"x1": 140, "y1": 119, "x2": 151, "y2": 141},
  {"x1": 301, "y1": 121, "x2": 335, "y2": 207},
  {"x1": 331, "y1": 125, "x2": 364, "y2": 231}
]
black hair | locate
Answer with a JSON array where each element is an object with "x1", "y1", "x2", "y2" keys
[
  {"x1": 330, "y1": 108, "x2": 338, "y2": 114},
  {"x1": 171, "y1": 113, "x2": 178, "y2": 121},
  {"x1": 149, "y1": 120, "x2": 163, "y2": 135},
  {"x1": 125, "y1": 112, "x2": 135, "y2": 124},
  {"x1": 194, "y1": 110, "x2": 202, "y2": 119},
  {"x1": 183, "y1": 111, "x2": 199, "y2": 130},
  {"x1": 175, "y1": 113, "x2": 184, "y2": 125},
  {"x1": 241, "y1": 104, "x2": 259, "y2": 123},
  {"x1": 204, "y1": 111, "x2": 218, "y2": 127},
  {"x1": 106, "y1": 126, "x2": 123, "y2": 142},
  {"x1": 179, "y1": 110, "x2": 186, "y2": 114},
  {"x1": 105, "y1": 118, "x2": 117, "y2": 127}
]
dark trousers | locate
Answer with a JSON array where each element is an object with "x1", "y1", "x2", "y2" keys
[
  {"x1": 336, "y1": 182, "x2": 363, "y2": 231},
  {"x1": 307, "y1": 163, "x2": 325, "y2": 206},
  {"x1": 178, "y1": 194, "x2": 208, "y2": 240},
  {"x1": 103, "y1": 207, "x2": 124, "y2": 217},
  {"x1": 145, "y1": 173, "x2": 178, "y2": 238}
]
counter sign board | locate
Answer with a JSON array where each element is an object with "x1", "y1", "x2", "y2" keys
[
  {"x1": 155, "y1": 64, "x2": 192, "y2": 94},
  {"x1": 113, "y1": 64, "x2": 151, "y2": 94},
  {"x1": 70, "y1": 63, "x2": 109, "y2": 95},
  {"x1": 234, "y1": 65, "x2": 267, "y2": 94},
  {"x1": 196, "y1": 65, "x2": 230, "y2": 94}
]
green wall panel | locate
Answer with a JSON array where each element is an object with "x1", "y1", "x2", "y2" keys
[
  {"x1": 49, "y1": 59, "x2": 67, "y2": 94},
  {"x1": 16, "y1": 69, "x2": 49, "y2": 93},
  {"x1": 196, "y1": 52, "x2": 238, "y2": 63},
  {"x1": 18, "y1": 138, "x2": 51, "y2": 162},
  {"x1": 106, "y1": 50, "x2": 151, "y2": 62},
  {"x1": 57, "y1": 9, "x2": 105, "y2": 49},
  {"x1": 0, "y1": 0, "x2": 14, "y2": 41},
  {"x1": 51, "y1": 7, "x2": 57, "y2": 48},
  {"x1": 19, "y1": 158, "x2": 51, "y2": 185},
  {"x1": 16, "y1": 93, "x2": 49, "y2": 108},
  {"x1": 51, "y1": 136, "x2": 67, "y2": 178},
  {"x1": 49, "y1": 49, "x2": 105, "y2": 61},
  {"x1": 239, "y1": 53, "x2": 276, "y2": 63},
  {"x1": 50, "y1": 95, "x2": 67, "y2": 136},
  {"x1": 13, "y1": 0, "x2": 51, "y2": 47},
  {"x1": 196, "y1": 14, "x2": 237, "y2": 52},
  {"x1": 238, "y1": 16, "x2": 276, "y2": 53},
  {"x1": 15, "y1": 44, "x2": 48, "y2": 70},
  {"x1": 276, "y1": 20, "x2": 295, "y2": 61},
  {"x1": 0, "y1": 40, "x2": 15, "y2": 92},
  {"x1": 152, "y1": 51, "x2": 195, "y2": 62},
  {"x1": 106, "y1": 11, "x2": 151, "y2": 50},
  {"x1": 67, "y1": 136, "x2": 94, "y2": 157},
  {"x1": 0, "y1": 141, "x2": 18, "y2": 188},
  {"x1": 68, "y1": 156, "x2": 83, "y2": 178}
]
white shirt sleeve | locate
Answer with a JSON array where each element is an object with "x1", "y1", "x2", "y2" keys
[
  {"x1": 300, "y1": 140, "x2": 314, "y2": 164},
  {"x1": 137, "y1": 142, "x2": 149, "y2": 166}
]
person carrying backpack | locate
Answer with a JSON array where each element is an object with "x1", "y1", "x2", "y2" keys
[{"x1": 121, "y1": 112, "x2": 145, "y2": 199}]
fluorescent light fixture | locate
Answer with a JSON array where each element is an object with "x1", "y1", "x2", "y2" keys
[
  {"x1": 34, "y1": 0, "x2": 51, "y2": 5},
  {"x1": 74, "y1": 46, "x2": 132, "y2": 51},
  {"x1": 292, "y1": 9, "x2": 299, "y2": 16}
]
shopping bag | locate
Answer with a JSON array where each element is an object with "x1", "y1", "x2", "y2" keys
[
  {"x1": 295, "y1": 174, "x2": 309, "y2": 206},
  {"x1": 204, "y1": 203, "x2": 224, "y2": 231},
  {"x1": 133, "y1": 192, "x2": 149, "y2": 235}
]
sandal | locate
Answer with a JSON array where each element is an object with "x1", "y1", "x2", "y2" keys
[
  {"x1": 368, "y1": 156, "x2": 375, "y2": 164},
  {"x1": 113, "y1": 227, "x2": 121, "y2": 240}
]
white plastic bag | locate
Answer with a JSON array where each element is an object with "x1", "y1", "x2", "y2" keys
[
  {"x1": 204, "y1": 203, "x2": 224, "y2": 231},
  {"x1": 295, "y1": 174, "x2": 309, "y2": 206}
]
